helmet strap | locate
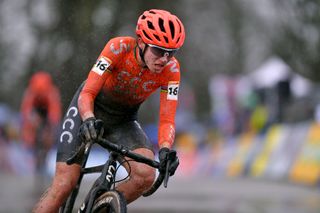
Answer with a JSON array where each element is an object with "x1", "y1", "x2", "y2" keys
[{"x1": 138, "y1": 45, "x2": 148, "y2": 68}]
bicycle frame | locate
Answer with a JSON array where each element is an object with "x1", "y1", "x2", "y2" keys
[
  {"x1": 79, "y1": 151, "x2": 119, "y2": 213},
  {"x1": 60, "y1": 137, "x2": 172, "y2": 213},
  {"x1": 60, "y1": 142, "x2": 119, "y2": 213}
]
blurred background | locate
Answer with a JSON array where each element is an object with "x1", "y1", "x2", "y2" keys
[{"x1": 1, "y1": 0, "x2": 320, "y2": 212}]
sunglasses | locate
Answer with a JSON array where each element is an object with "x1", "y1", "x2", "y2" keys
[{"x1": 147, "y1": 44, "x2": 179, "y2": 58}]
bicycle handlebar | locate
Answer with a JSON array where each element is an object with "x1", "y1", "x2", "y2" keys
[
  {"x1": 66, "y1": 137, "x2": 171, "y2": 196},
  {"x1": 97, "y1": 137, "x2": 170, "y2": 196},
  {"x1": 97, "y1": 137, "x2": 159, "y2": 168}
]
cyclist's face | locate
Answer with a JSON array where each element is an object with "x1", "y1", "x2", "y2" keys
[
  {"x1": 138, "y1": 39, "x2": 178, "y2": 72},
  {"x1": 147, "y1": 44, "x2": 178, "y2": 58}
]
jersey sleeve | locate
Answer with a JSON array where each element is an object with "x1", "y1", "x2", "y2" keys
[
  {"x1": 78, "y1": 37, "x2": 126, "y2": 120},
  {"x1": 158, "y1": 59, "x2": 181, "y2": 148},
  {"x1": 20, "y1": 89, "x2": 36, "y2": 145},
  {"x1": 21, "y1": 89, "x2": 35, "y2": 122},
  {"x1": 47, "y1": 86, "x2": 62, "y2": 126}
]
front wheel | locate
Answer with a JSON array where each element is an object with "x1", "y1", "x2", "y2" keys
[{"x1": 92, "y1": 190, "x2": 127, "y2": 213}]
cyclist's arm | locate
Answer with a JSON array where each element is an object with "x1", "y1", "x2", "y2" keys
[
  {"x1": 78, "y1": 37, "x2": 129, "y2": 120},
  {"x1": 20, "y1": 89, "x2": 36, "y2": 144},
  {"x1": 78, "y1": 65, "x2": 111, "y2": 120},
  {"x1": 158, "y1": 62, "x2": 181, "y2": 149},
  {"x1": 47, "y1": 86, "x2": 62, "y2": 126},
  {"x1": 20, "y1": 89, "x2": 35, "y2": 122},
  {"x1": 158, "y1": 92, "x2": 178, "y2": 148}
]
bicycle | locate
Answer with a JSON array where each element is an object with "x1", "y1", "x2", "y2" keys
[
  {"x1": 33, "y1": 108, "x2": 53, "y2": 176},
  {"x1": 32, "y1": 110, "x2": 55, "y2": 195},
  {"x1": 34, "y1": 117, "x2": 47, "y2": 175},
  {"x1": 59, "y1": 122, "x2": 177, "y2": 213}
]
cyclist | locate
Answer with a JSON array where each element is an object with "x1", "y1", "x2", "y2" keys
[
  {"x1": 33, "y1": 9, "x2": 185, "y2": 212},
  {"x1": 21, "y1": 71, "x2": 62, "y2": 172}
]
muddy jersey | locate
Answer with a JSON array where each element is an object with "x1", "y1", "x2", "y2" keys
[{"x1": 78, "y1": 36, "x2": 181, "y2": 147}]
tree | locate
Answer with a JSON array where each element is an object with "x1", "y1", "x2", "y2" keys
[{"x1": 271, "y1": 0, "x2": 320, "y2": 81}]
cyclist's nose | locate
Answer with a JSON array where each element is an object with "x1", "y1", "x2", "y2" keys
[{"x1": 159, "y1": 55, "x2": 169, "y2": 63}]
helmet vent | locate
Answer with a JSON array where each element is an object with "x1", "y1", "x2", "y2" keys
[
  {"x1": 164, "y1": 36, "x2": 168, "y2": 43},
  {"x1": 169, "y1": 20, "x2": 175, "y2": 38},
  {"x1": 154, "y1": 34, "x2": 160, "y2": 41},
  {"x1": 158, "y1": 18, "x2": 165, "y2": 33},
  {"x1": 142, "y1": 30, "x2": 152, "y2": 40},
  {"x1": 141, "y1": 15, "x2": 146, "y2": 20},
  {"x1": 147, "y1": 21, "x2": 155, "y2": 30}
]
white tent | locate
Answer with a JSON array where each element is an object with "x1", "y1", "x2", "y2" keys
[
  {"x1": 248, "y1": 57, "x2": 291, "y2": 88},
  {"x1": 248, "y1": 56, "x2": 312, "y2": 97}
]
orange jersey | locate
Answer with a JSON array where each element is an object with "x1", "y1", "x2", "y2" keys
[
  {"x1": 21, "y1": 85, "x2": 61, "y2": 147},
  {"x1": 21, "y1": 86, "x2": 61, "y2": 126},
  {"x1": 78, "y1": 36, "x2": 181, "y2": 147}
]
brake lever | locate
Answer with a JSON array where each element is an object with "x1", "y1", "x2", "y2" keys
[
  {"x1": 163, "y1": 150, "x2": 177, "y2": 188},
  {"x1": 163, "y1": 159, "x2": 171, "y2": 188},
  {"x1": 66, "y1": 119, "x2": 102, "y2": 165}
]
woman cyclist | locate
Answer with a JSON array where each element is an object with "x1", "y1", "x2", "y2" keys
[{"x1": 33, "y1": 9, "x2": 185, "y2": 213}]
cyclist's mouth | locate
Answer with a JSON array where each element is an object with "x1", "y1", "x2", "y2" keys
[{"x1": 154, "y1": 64, "x2": 165, "y2": 70}]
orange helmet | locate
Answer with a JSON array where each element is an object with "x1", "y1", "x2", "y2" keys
[
  {"x1": 29, "y1": 71, "x2": 52, "y2": 92},
  {"x1": 136, "y1": 9, "x2": 185, "y2": 49}
]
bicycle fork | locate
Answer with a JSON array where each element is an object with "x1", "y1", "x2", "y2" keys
[{"x1": 79, "y1": 152, "x2": 118, "y2": 213}]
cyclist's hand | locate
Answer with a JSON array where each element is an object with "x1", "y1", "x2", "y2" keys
[
  {"x1": 79, "y1": 117, "x2": 104, "y2": 142},
  {"x1": 158, "y1": 147, "x2": 179, "y2": 176}
]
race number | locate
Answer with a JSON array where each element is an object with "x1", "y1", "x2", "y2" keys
[
  {"x1": 167, "y1": 81, "x2": 179, "y2": 100},
  {"x1": 92, "y1": 56, "x2": 111, "y2": 75}
]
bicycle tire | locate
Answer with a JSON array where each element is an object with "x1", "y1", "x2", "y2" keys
[{"x1": 92, "y1": 190, "x2": 127, "y2": 213}]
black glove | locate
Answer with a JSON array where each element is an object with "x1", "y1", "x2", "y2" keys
[
  {"x1": 158, "y1": 147, "x2": 179, "y2": 176},
  {"x1": 79, "y1": 117, "x2": 104, "y2": 142}
]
